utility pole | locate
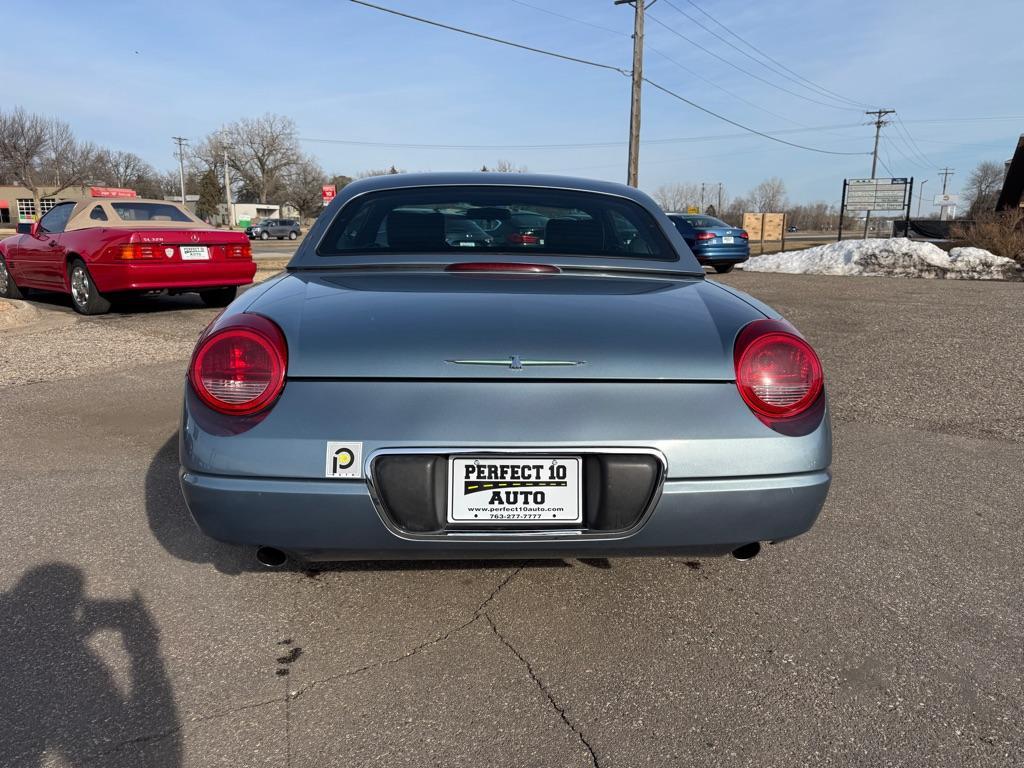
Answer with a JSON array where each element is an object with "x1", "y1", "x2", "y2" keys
[
  {"x1": 616, "y1": 0, "x2": 646, "y2": 187},
  {"x1": 938, "y1": 167, "x2": 954, "y2": 193},
  {"x1": 700, "y1": 182, "x2": 705, "y2": 212},
  {"x1": 172, "y1": 136, "x2": 188, "y2": 205},
  {"x1": 917, "y1": 179, "x2": 929, "y2": 217},
  {"x1": 863, "y1": 108, "x2": 895, "y2": 238},
  {"x1": 223, "y1": 149, "x2": 233, "y2": 229},
  {"x1": 937, "y1": 168, "x2": 956, "y2": 220},
  {"x1": 717, "y1": 182, "x2": 722, "y2": 213}
]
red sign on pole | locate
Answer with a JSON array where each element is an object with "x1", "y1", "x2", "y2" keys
[
  {"x1": 321, "y1": 185, "x2": 337, "y2": 205},
  {"x1": 90, "y1": 187, "x2": 138, "y2": 198}
]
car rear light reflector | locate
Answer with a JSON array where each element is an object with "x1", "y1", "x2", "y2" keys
[
  {"x1": 695, "y1": 231, "x2": 716, "y2": 241},
  {"x1": 506, "y1": 233, "x2": 540, "y2": 245},
  {"x1": 189, "y1": 314, "x2": 287, "y2": 416},
  {"x1": 739, "y1": 231, "x2": 749, "y2": 240},
  {"x1": 445, "y1": 262, "x2": 560, "y2": 273},
  {"x1": 734, "y1": 320, "x2": 823, "y2": 420}
]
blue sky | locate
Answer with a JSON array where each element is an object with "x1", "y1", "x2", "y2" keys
[{"x1": 8, "y1": 0, "x2": 1023, "y2": 205}]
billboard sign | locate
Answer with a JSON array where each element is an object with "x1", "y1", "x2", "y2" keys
[
  {"x1": 321, "y1": 184, "x2": 337, "y2": 206},
  {"x1": 843, "y1": 178, "x2": 909, "y2": 212},
  {"x1": 933, "y1": 193, "x2": 959, "y2": 205}
]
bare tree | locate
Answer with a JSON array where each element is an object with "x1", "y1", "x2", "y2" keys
[
  {"x1": 481, "y1": 159, "x2": 528, "y2": 173},
  {"x1": 94, "y1": 150, "x2": 164, "y2": 197},
  {"x1": 357, "y1": 166, "x2": 405, "y2": 178},
  {"x1": 748, "y1": 177, "x2": 787, "y2": 212},
  {"x1": 203, "y1": 114, "x2": 301, "y2": 204},
  {"x1": 281, "y1": 155, "x2": 328, "y2": 220},
  {"x1": 0, "y1": 107, "x2": 101, "y2": 215},
  {"x1": 963, "y1": 160, "x2": 1005, "y2": 216},
  {"x1": 652, "y1": 182, "x2": 701, "y2": 212}
]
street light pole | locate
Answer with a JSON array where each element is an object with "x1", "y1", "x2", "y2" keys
[
  {"x1": 615, "y1": 0, "x2": 645, "y2": 187},
  {"x1": 917, "y1": 179, "x2": 929, "y2": 217}
]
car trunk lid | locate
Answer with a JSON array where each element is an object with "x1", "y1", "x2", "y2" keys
[{"x1": 254, "y1": 270, "x2": 764, "y2": 381}]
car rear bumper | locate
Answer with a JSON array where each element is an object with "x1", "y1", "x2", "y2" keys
[
  {"x1": 90, "y1": 260, "x2": 257, "y2": 292},
  {"x1": 692, "y1": 245, "x2": 750, "y2": 263},
  {"x1": 180, "y1": 467, "x2": 830, "y2": 560},
  {"x1": 178, "y1": 379, "x2": 832, "y2": 560}
]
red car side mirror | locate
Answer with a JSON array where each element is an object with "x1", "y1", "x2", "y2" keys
[{"x1": 29, "y1": 221, "x2": 41, "y2": 237}]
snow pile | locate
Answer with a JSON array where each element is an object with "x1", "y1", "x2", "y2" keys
[{"x1": 742, "y1": 238, "x2": 1022, "y2": 281}]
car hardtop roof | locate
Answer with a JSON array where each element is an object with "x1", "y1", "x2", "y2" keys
[
  {"x1": 66, "y1": 197, "x2": 212, "y2": 230},
  {"x1": 339, "y1": 171, "x2": 661, "y2": 207}
]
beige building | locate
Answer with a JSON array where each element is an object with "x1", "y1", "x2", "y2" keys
[{"x1": 0, "y1": 184, "x2": 98, "y2": 228}]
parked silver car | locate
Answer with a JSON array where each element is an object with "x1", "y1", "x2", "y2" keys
[
  {"x1": 180, "y1": 173, "x2": 831, "y2": 567},
  {"x1": 246, "y1": 218, "x2": 301, "y2": 240}
]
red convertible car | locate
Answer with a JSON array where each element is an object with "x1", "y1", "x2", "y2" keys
[{"x1": 0, "y1": 197, "x2": 256, "y2": 314}]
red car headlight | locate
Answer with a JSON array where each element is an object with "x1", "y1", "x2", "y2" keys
[
  {"x1": 734, "y1": 319, "x2": 823, "y2": 421},
  {"x1": 188, "y1": 314, "x2": 287, "y2": 416}
]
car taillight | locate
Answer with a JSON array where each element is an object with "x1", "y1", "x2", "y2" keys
[
  {"x1": 226, "y1": 242, "x2": 252, "y2": 259},
  {"x1": 734, "y1": 319, "x2": 823, "y2": 421},
  {"x1": 739, "y1": 231, "x2": 749, "y2": 240},
  {"x1": 105, "y1": 244, "x2": 158, "y2": 260},
  {"x1": 188, "y1": 314, "x2": 287, "y2": 416},
  {"x1": 696, "y1": 231, "x2": 715, "y2": 241},
  {"x1": 507, "y1": 233, "x2": 540, "y2": 245}
]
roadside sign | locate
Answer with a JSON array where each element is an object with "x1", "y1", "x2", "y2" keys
[
  {"x1": 321, "y1": 184, "x2": 337, "y2": 205},
  {"x1": 933, "y1": 193, "x2": 959, "y2": 205},
  {"x1": 686, "y1": 205, "x2": 699, "y2": 214},
  {"x1": 843, "y1": 178, "x2": 909, "y2": 212},
  {"x1": 89, "y1": 187, "x2": 137, "y2": 198}
]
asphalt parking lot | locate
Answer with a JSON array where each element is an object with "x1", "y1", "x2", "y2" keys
[{"x1": 1, "y1": 271, "x2": 1021, "y2": 767}]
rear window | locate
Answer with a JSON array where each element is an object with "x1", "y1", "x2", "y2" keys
[
  {"x1": 111, "y1": 202, "x2": 193, "y2": 222},
  {"x1": 678, "y1": 216, "x2": 728, "y2": 229},
  {"x1": 319, "y1": 186, "x2": 674, "y2": 260}
]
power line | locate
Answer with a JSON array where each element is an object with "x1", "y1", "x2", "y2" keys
[
  {"x1": 507, "y1": 0, "x2": 816, "y2": 129},
  {"x1": 349, "y1": 0, "x2": 869, "y2": 158},
  {"x1": 299, "y1": 123, "x2": 864, "y2": 151},
  {"x1": 645, "y1": 11, "x2": 863, "y2": 112},
  {"x1": 894, "y1": 116, "x2": 935, "y2": 167},
  {"x1": 679, "y1": 0, "x2": 875, "y2": 110},
  {"x1": 348, "y1": 0, "x2": 629, "y2": 75},
  {"x1": 507, "y1": 0, "x2": 628, "y2": 38},
  {"x1": 660, "y1": 0, "x2": 869, "y2": 111},
  {"x1": 642, "y1": 79, "x2": 870, "y2": 155}
]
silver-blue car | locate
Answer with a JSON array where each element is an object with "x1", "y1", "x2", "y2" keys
[
  {"x1": 667, "y1": 213, "x2": 750, "y2": 273},
  {"x1": 179, "y1": 173, "x2": 831, "y2": 567}
]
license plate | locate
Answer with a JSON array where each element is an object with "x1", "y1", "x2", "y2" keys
[
  {"x1": 447, "y1": 456, "x2": 582, "y2": 524},
  {"x1": 180, "y1": 245, "x2": 210, "y2": 260},
  {"x1": 722, "y1": 236, "x2": 734, "y2": 244}
]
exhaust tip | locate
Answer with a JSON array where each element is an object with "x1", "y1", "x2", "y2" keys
[
  {"x1": 731, "y1": 542, "x2": 761, "y2": 562},
  {"x1": 255, "y1": 546, "x2": 288, "y2": 568}
]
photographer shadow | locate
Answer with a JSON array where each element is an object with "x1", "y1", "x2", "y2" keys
[{"x1": 0, "y1": 563, "x2": 181, "y2": 767}]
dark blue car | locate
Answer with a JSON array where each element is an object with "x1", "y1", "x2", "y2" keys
[{"x1": 668, "y1": 214, "x2": 749, "y2": 273}]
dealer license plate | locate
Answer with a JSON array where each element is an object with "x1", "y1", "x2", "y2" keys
[
  {"x1": 180, "y1": 245, "x2": 210, "y2": 260},
  {"x1": 447, "y1": 456, "x2": 582, "y2": 524},
  {"x1": 722, "y1": 236, "x2": 734, "y2": 244}
]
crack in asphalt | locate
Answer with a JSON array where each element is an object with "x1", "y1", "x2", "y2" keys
[
  {"x1": 287, "y1": 565, "x2": 524, "y2": 702},
  {"x1": 79, "y1": 695, "x2": 283, "y2": 766},
  {"x1": 63, "y1": 566, "x2": 536, "y2": 766},
  {"x1": 484, "y1": 613, "x2": 601, "y2": 768}
]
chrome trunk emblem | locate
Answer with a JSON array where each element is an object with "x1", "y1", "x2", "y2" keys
[{"x1": 447, "y1": 356, "x2": 585, "y2": 370}]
